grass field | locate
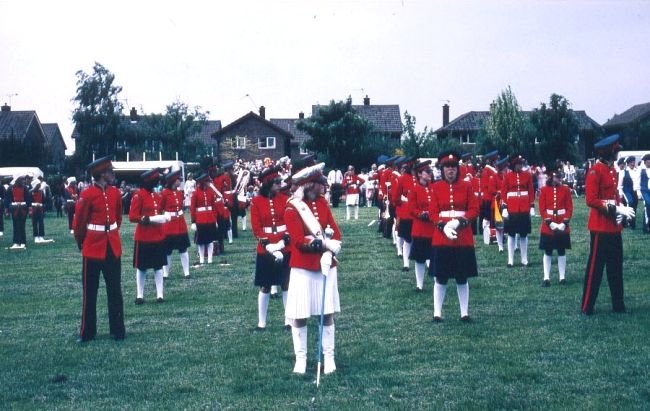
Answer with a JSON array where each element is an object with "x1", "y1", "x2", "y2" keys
[{"x1": 1, "y1": 201, "x2": 650, "y2": 410}]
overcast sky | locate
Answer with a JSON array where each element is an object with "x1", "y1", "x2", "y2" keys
[{"x1": 1, "y1": 0, "x2": 649, "y2": 155}]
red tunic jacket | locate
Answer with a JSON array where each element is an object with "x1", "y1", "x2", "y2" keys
[
  {"x1": 408, "y1": 181, "x2": 435, "y2": 238},
  {"x1": 285, "y1": 196, "x2": 342, "y2": 271},
  {"x1": 251, "y1": 192, "x2": 290, "y2": 254},
  {"x1": 585, "y1": 161, "x2": 623, "y2": 233},
  {"x1": 190, "y1": 186, "x2": 219, "y2": 225},
  {"x1": 539, "y1": 184, "x2": 573, "y2": 235},
  {"x1": 480, "y1": 165, "x2": 500, "y2": 202},
  {"x1": 429, "y1": 179, "x2": 479, "y2": 247},
  {"x1": 129, "y1": 188, "x2": 165, "y2": 243},
  {"x1": 393, "y1": 173, "x2": 416, "y2": 219},
  {"x1": 160, "y1": 188, "x2": 188, "y2": 236},
  {"x1": 501, "y1": 170, "x2": 535, "y2": 213},
  {"x1": 343, "y1": 174, "x2": 365, "y2": 195},
  {"x1": 73, "y1": 183, "x2": 122, "y2": 260}
]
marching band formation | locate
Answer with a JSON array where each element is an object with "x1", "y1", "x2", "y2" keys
[{"x1": 1, "y1": 133, "x2": 646, "y2": 379}]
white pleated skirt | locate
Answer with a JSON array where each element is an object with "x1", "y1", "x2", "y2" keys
[
  {"x1": 285, "y1": 267, "x2": 340, "y2": 320},
  {"x1": 345, "y1": 193, "x2": 359, "y2": 206}
]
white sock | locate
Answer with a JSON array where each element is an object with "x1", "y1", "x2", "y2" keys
[
  {"x1": 322, "y1": 324, "x2": 336, "y2": 374},
  {"x1": 282, "y1": 291, "x2": 290, "y2": 325},
  {"x1": 457, "y1": 282, "x2": 469, "y2": 317},
  {"x1": 354, "y1": 205, "x2": 359, "y2": 219},
  {"x1": 198, "y1": 244, "x2": 205, "y2": 264},
  {"x1": 163, "y1": 255, "x2": 171, "y2": 277},
  {"x1": 291, "y1": 325, "x2": 308, "y2": 373},
  {"x1": 392, "y1": 222, "x2": 398, "y2": 245},
  {"x1": 515, "y1": 234, "x2": 520, "y2": 250},
  {"x1": 520, "y1": 236, "x2": 529, "y2": 264},
  {"x1": 415, "y1": 262, "x2": 425, "y2": 289},
  {"x1": 180, "y1": 251, "x2": 190, "y2": 276},
  {"x1": 241, "y1": 216, "x2": 247, "y2": 231},
  {"x1": 433, "y1": 282, "x2": 447, "y2": 317},
  {"x1": 207, "y1": 243, "x2": 214, "y2": 263},
  {"x1": 136, "y1": 269, "x2": 146, "y2": 299},
  {"x1": 396, "y1": 236, "x2": 404, "y2": 256},
  {"x1": 257, "y1": 291, "x2": 270, "y2": 328},
  {"x1": 402, "y1": 241, "x2": 412, "y2": 268},
  {"x1": 496, "y1": 230, "x2": 504, "y2": 251},
  {"x1": 346, "y1": 206, "x2": 351, "y2": 220},
  {"x1": 543, "y1": 254, "x2": 552, "y2": 281},
  {"x1": 558, "y1": 255, "x2": 567, "y2": 281},
  {"x1": 154, "y1": 269, "x2": 164, "y2": 299},
  {"x1": 482, "y1": 219, "x2": 490, "y2": 245},
  {"x1": 227, "y1": 229, "x2": 233, "y2": 244},
  {"x1": 507, "y1": 236, "x2": 515, "y2": 265},
  {"x1": 271, "y1": 285, "x2": 278, "y2": 295}
]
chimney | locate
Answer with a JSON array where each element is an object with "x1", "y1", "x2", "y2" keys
[
  {"x1": 442, "y1": 104, "x2": 450, "y2": 126},
  {"x1": 1, "y1": 103, "x2": 10, "y2": 112},
  {"x1": 363, "y1": 95, "x2": 370, "y2": 106},
  {"x1": 298, "y1": 111, "x2": 304, "y2": 119},
  {"x1": 129, "y1": 107, "x2": 139, "y2": 122},
  {"x1": 259, "y1": 106, "x2": 266, "y2": 119}
]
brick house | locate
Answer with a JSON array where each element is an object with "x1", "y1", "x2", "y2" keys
[
  {"x1": 602, "y1": 102, "x2": 650, "y2": 150},
  {"x1": 0, "y1": 104, "x2": 49, "y2": 170},
  {"x1": 211, "y1": 107, "x2": 293, "y2": 163}
]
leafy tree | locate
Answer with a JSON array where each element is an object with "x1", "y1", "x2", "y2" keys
[
  {"x1": 477, "y1": 86, "x2": 532, "y2": 158},
  {"x1": 402, "y1": 111, "x2": 462, "y2": 158},
  {"x1": 529, "y1": 94, "x2": 580, "y2": 166},
  {"x1": 71, "y1": 62, "x2": 124, "y2": 166},
  {"x1": 297, "y1": 97, "x2": 387, "y2": 169}
]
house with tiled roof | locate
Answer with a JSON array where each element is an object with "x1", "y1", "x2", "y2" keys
[
  {"x1": 602, "y1": 102, "x2": 650, "y2": 150},
  {"x1": 270, "y1": 112, "x2": 312, "y2": 157},
  {"x1": 0, "y1": 104, "x2": 48, "y2": 169},
  {"x1": 41, "y1": 123, "x2": 67, "y2": 172},
  {"x1": 434, "y1": 105, "x2": 603, "y2": 160},
  {"x1": 211, "y1": 107, "x2": 293, "y2": 163}
]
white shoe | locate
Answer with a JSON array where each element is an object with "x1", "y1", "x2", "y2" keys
[
  {"x1": 10, "y1": 244, "x2": 21, "y2": 249},
  {"x1": 323, "y1": 357, "x2": 336, "y2": 375},
  {"x1": 19, "y1": 244, "x2": 26, "y2": 249},
  {"x1": 70, "y1": 230, "x2": 74, "y2": 234},
  {"x1": 293, "y1": 358, "x2": 307, "y2": 374},
  {"x1": 42, "y1": 238, "x2": 54, "y2": 243},
  {"x1": 34, "y1": 237, "x2": 41, "y2": 243},
  {"x1": 0, "y1": 232, "x2": 4, "y2": 237}
]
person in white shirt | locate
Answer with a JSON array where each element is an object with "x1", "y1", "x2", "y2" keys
[
  {"x1": 563, "y1": 161, "x2": 578, "y2": 197},
  {"x1": 183, "y1": 174, "x2": 196, "y2": 209},
  {"x1": 618, "y1": 156, "x2": 640, "y2": 229}
]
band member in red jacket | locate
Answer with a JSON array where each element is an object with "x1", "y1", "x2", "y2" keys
[
  {"x1": 429, "y1": 152, "x2": 480, "y2": 322},
  {"x1": 392, "y1": 156, "x2": 417, "y2": 272},
  {"x1": 65, "y1": 176, "x2": 78, "y2": 234},
  {"x1": 342, "y1": 165, "x2": 365, "y2": 220},
  {"x1": 250, "y1": 166, "x2": 291, "y2": 330},
  {"x1": 284, "y1": 163, "x2": 342, "y2": 376},
  {"x1": 129, "y1": 168, "x2": 169, "y2": 304},
  {"x1": 408, "y1": 159, "x2": 434, "y2": 292},
  {"x1": 480, "y1": 150, "x2": 500, "y2": 246},
  {"x1": 191, "y1": 173, "x2": 219, "y2": 264},
  {"x1": 160, "y1": 169, "x2": 191, "y2": 278},
  {"x1": 501, "y1": 155, "x2": 535, "y2": 267},
  {"x1": 30, "y1": 180, "x2": 54, "y2": 244},
  {"x1": 538, "y1": 167, "x2": 573, "y2": 286},
  {"x1": 7, "y1": 174, "x2": 31, "y2": 249},
  {"x1": 582, "y1": 134, "x2": 635, "y2": 315},
  {"x1": 73, "y1": 156, "x2": 125, "y2": 342}
]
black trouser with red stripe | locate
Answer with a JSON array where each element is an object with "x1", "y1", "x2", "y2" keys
[
  {"x1": 581, "y1": 232, "x2": 624, "y2": 315},
  {"x1": 12, "y1": 208, "x2": 27, "y2": 244},
  {"x1": 32, "y1": 208, "x2": 45, "y2": 237},
  {"x1": 80, "y1": 246, "x2": 125, "y2": 341}
]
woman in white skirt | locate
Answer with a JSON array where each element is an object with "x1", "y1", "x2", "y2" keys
[{"x1": 284, "y1": 163, "x2": 342, "y2": 375}]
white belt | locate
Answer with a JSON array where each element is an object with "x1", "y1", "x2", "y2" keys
[
  {"x1": 506, "y1": 191, "x2": 529, "y2": 198},
  {"x1": 546, "y1": 209, "x2": 566, "y2": 215},
  {"x1": 263, "y1": 224, "x2": 287, "y2": 234},
  {"x1": 31, "y1": 202, "x2": 43, "y2": 207},
  {"x1": 11, "y1": 202, "x2": 26, "y2": 206},
  {"x1": 197, "y1": 206, "x2": 213, "y2": 212},
  {"x1": 87, "y1": 222, "x2": 118, "y2": 232},
  {"x1": 66, "y1": 199, "x2": 75, "y2": 203},
  {"x1": 474, "y1": 192, "x2": 481, "y2": 197},
  {"x1": 604, "y1": 200, "x2": 616, "y2": 205},
  {"x1": 165, "y1": 210, "x2": 183, "y2": 217},
  {"x1": 439, "y1": 210, "x2": 466, "y2": 218}
]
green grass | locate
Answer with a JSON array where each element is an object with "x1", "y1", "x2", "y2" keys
[{"x1": 1, "y1": 201, "x2": 650, "y2": 410}]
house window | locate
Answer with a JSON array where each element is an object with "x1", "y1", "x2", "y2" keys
[
  {"x1": 460, "y1": 133, "x2": 475, "y2": 145},
  {"x1": 233, "y1": 136, "x2": 247, "y2": 149},
  {"x1": 258, "y1": 136, "x2": 276, "y2": 149}
]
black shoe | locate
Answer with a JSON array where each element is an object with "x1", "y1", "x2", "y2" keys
[
  {"x1": 135, "y1": 298, "x2": 144, "y2": 305},
  {"x1": 111, "y1": 334, "x2": 125, "y2": 341},
  {"x1": 499, "y1": 249, "x2": 504, "y2": 253},
  {"x1": 613, "y1": 307, "x2": 627, "y2": 314},
  {"x1": 460, "y1": 315, "x2": 471, "y2": 322},
  {"x1": 283, "y1": 324, "x2": 292, "y2": 332},
  {"x1": 432, "y1": 316, "x2": 443, "y2": 323},
  {"x1": 415, "y1": 287, "x2": 423, "y2": 293},
  {"x1": 559, "y1": 279, "x2": 566, "y2": 285},
  {"x1": 270, "y1": 293, "x2": 278, "y2": 299},
  {"x1": 156, "y1": 297, "x2": 165, "y2": 303},
  {"x1": 521, "y1": 262, "x2": 529, "y2": 267},
  {"x1": 581, "y1": 309, "x2": 594, "y2": 316},
  {"x1": 507, "y1": 263, "x2": 514, "y2": 268},
  {"x1": 401, "y1": 267, "x2": 409, "y2": 272},
  {"x1": 76, "y1": 336, "x2": 94, "y2": 343},
  {"x1": 254, "y1": 326, "x2": 266, "y2": 332},
  {"x1": 542, "y1": 279, "x2": 551, "y2": 287}
]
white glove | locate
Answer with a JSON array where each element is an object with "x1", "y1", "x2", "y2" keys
[
  {"x1": 557, "y1": 223, "x2": 566, "y2": 231},
  {"x1": 401, "y1": 195, "x2": 408, "y2": 202},
  {"x1": 501, "y1": 209, "x2": 509, "y2": 219},
  {"x1": 272, "y1": 250, "x2": 284, "y2": 263},
  {"x1": 324, "y1": 226, "x2": 335, "y2": 238},
  {"x1": 616, "y1": 214, "x2": 624, "y2": 225},
  {"x1": 191, "y1": 223, "x2": 197, "y2": 231},
  {"x1": 443, "y1": 222, "x2": 457, "y2": 240},
  {"x1": 323, "y1": 238, "x2": 342, "y2": 254},
  {"x1": 148, "y1": 214, "x2": 170, "y2": 224},
  {"x1": 615, "y1": 205, "x2": 635, "y2": 220},
  {"x1": 530, "y1": 208, "x2": 536, "y2": 217},
  {"x1": 320, "y1": 251, "x2": 333, "y2": 276},
  {"x1": 265, "y1": 240, "x2": 286, "y2": 253},
  {"x1": 447, "y1": 219, "x2": 460, "y2": 230},
  {"x1": 549, "y1": 222, "x2": 559, "y2": 231}
]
